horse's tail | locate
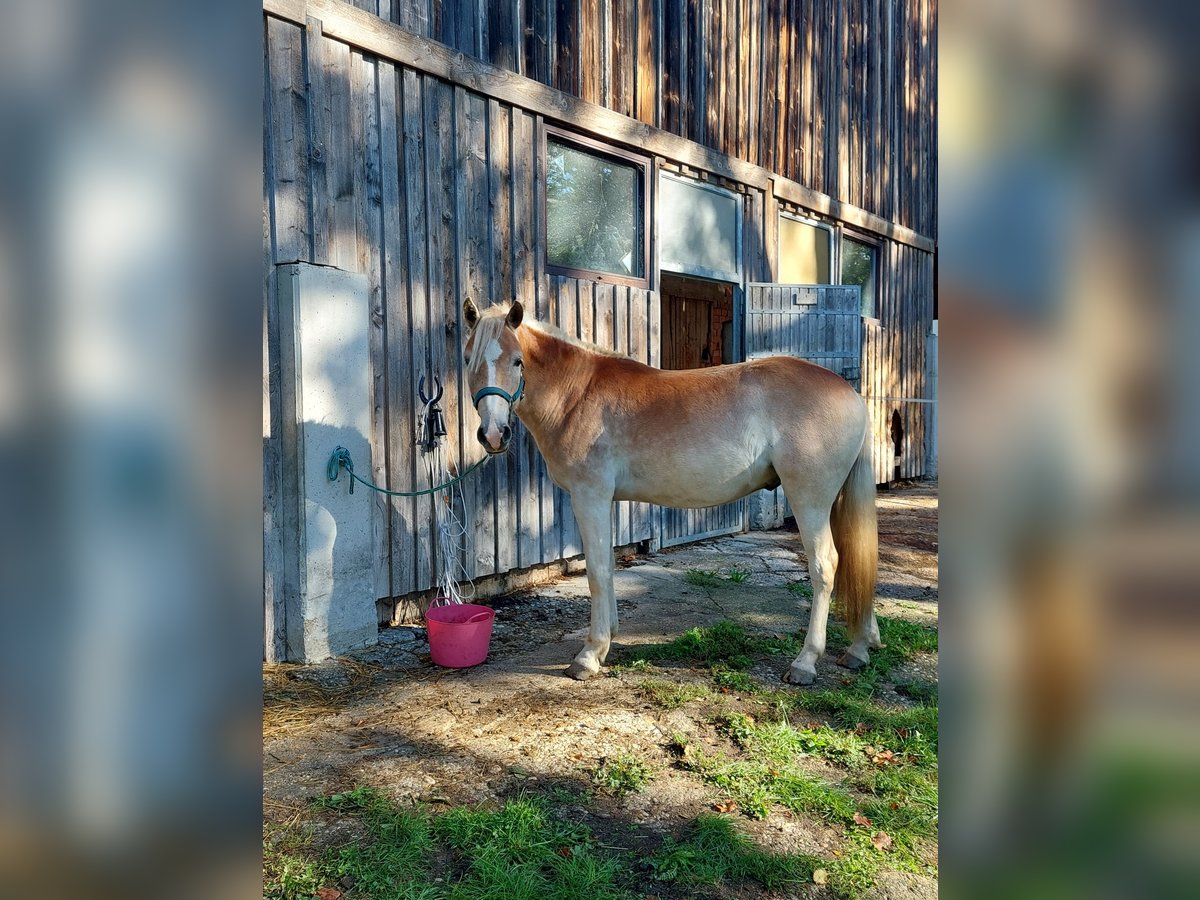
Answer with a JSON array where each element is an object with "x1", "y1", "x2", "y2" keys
[{"x1": 831, "y1": 421, "x2": 878, "y2": 637}]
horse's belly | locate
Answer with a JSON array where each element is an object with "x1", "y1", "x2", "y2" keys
[{"x1": 613, "y1": 455, "x2": 777, "y2": 506}]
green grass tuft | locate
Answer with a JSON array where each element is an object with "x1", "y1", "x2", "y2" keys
[
  {"x1": 636, "y1": 677, "x2": 712, "y2": 709},
  {"x1": 684, "y1": 568, "x2": 723, "y2": 587},
  {"x1": 592, "y1": 752, "x2": 654, "y2": 797},
  {"x1": 726, "y1": 567, "x2": 750, "y2": 583},
  {"x1": 618, "y1": 620, "x2": 800, "y2": 672},
  {"x1": 787, "y1": 580, "x2": 814, "y2": 598},
  {"x1": 647, "y1": 814, "x2": 821, "y2": 890}
]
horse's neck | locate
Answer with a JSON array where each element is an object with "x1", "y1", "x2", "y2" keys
[{"x1": 518, "y1": 325, "x2": 594, "y2": 437}]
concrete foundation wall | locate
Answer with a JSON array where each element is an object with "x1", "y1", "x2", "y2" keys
[{"x1": 277, "y1": 263, "x2": 377, "y2": 661}]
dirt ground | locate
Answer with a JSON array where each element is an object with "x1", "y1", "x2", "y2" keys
[{"x1": 264, "y1": 482, "x2": 938, "y2": 898}]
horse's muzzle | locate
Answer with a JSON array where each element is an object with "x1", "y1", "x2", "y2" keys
[{"x1": 477, "y1": 425, "x2": 512, "y2": 454}]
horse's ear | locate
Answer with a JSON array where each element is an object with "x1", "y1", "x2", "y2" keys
[
  {"x1": 506, "y1": 300, "x2": 524, "y2": 330},
  {"x1": 463, "y1": 297, "x2": 479, "y2": 329}
]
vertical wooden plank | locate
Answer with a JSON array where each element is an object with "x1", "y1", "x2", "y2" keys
[
  {"x1": 484, "y1": 99, "x2": 515, "y2": 575},
  {"x1": 746, "y1": 0, "x2": 759, "y2": 166},
  {"x1": 267, "y1": 18, "x2": 310, "y2": 263},
  {"x1": 509, "y1": 109, "x2": 541, "y2": 569},
  {"x1": 457, "y1": 89, "x2": 494, "y2": 578},
  {"x1": 555, "y1": 0, "x2": 578, "y2": 95},
  {"x1": 636, "y1": 0, "x2": 659, "y2": 127},
  {"x1": 759, "y1": 0, "x2": 776, "y2": 174},
  {"x1": 399, "y1": 68, "x2": 434, "y2": 592},
  {"x1": 350, "y1": 49, "x2": 390, "y2": 602},
  {"x1": 487, "y1": 0, "x2": 516, "y2": 71},
  {"x1": 423, "y1": 75, "x2": 459, "y2": 587},
  {"x1": 661, "y1": 0, "x2": 679, "y2": 133},
  {"x1": 325, "y1": 36, "x2": 357, "y2": 268},
  {"x1": 609, "y1": 0, "x2": 630, "y2": 117},
  {"x1": 377, "y1": 62, "x2": 413, "y2": 597},
  {"x1": 579, "y1": 0, "x2": 599, "y2": 104}
]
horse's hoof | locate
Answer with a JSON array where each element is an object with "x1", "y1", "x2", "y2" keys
[
  {"x1": 837, "y1": 652, "x2": 868, "y2": 671},
  {"x1": 783, "y1": 664, "x2": 816, "y2": 685},
  {"x1": 566, "y1": 660, "x2": 600, "y2": 681}
]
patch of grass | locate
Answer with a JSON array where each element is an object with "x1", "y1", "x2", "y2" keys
[
  {"x1": 684, "y1": 568, "x2": 723, "y2": 587},
  {"x1": 647, "y1": 814, "x2": 821, "y2": 890},
  {"x1": 618, "y1": 620, "x2": 801, "y2": 672},
  {"x1": 636, "y1": 677, "x2": 712, "y2": 709},
  {"x1": 726, "y1": 567, "x2": 750, "y2": 583},
  {"x1": 607, "y1": 657, "x2": 653, "y2": 676},
  {"x1": 263, "y1": 843, "x2": 325, "y2": 900},
  {"x1": 273, "y1": 788, "x2": 635, "y2": 900},
  {"x1": 684, "y1": 692, "x2": 938, "y2": 895},
  {"x1": 592, "y1": 752, "x2": 653, "y2": 797},
  {"x1": 787, "y1": 580, "x2": 813, "y2": 598},
  {"x1": 713, "y1": 667, "x2": 758, "y2": 693}
]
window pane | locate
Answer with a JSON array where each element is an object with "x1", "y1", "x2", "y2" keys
[
  {"x1": 546, "y1": 139, "x2": 643, "y2": 277},
  {"x1": 659, "y1": 174, "x2": 740, "y2": 278},
  {"x1": 841, "y1": 237, "x2": 877, "y2": 317},
  {"x1": 778, "y1": 216, "x2": 831, "y2": 283}
]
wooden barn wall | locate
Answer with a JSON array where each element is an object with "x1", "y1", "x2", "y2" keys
[
  {"x1": 265, "y1": 17, "x2": 661, "y2": 602},
  {"x1": 349, "y1": 0, "x2": 937, "y2": 238},
  {"x1": 860, "y1": 239, "x2": 934, "y2": 484}
]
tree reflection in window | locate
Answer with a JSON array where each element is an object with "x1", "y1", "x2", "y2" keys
[{"x1": 546, "y1": 138, "x2": 643, "y2": 278}]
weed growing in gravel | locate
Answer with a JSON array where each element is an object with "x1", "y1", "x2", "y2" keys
[
  {"x1": 592, "y1": 752, "x2": 654, "y2": 797},
  {"x1": 787, "y1": 580, "x2": 813, "y2": 598},
  {"x1": 684, "y1": 568, "x2": 723, "y2": 587},
  {"x1": 636, "y1": 678, "x2": 712, "y2": 709},
  {"x1": 726, "y1": 567, "x2": 750, "y2": 583}
]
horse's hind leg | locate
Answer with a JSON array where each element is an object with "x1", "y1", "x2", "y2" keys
[{"x1": 784, "y1": 507, "x2": 838, "y2": 685}]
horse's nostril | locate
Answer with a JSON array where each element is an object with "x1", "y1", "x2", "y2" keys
[
  {"x1": 476, "y1": 427, "x2": 487, "y2": 446},
  {"x1": 501, "y1": 425, "x2": 512, "y2": 443}
]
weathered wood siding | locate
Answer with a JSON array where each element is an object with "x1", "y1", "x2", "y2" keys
[
  {"x1": 264, "y1": 1, "x2": 935, "y2": 620},
  {"x1": 860, "y1": 240, "x2": 934, "y2": 484},
  {"x1": 266, "y1": 14, "x2": 659, "y2": 600},
  {"x1": 359, "y1": 0, "x2": 937, "y2": 238}
]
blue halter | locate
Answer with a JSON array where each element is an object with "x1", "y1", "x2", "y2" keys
[{"x1": 472, "y1": 375, "x2": 525, "y2": 409}]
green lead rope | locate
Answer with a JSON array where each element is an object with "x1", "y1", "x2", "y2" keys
[{"x1": 327, "y1": 446, "x2": 491, "y2": 497}]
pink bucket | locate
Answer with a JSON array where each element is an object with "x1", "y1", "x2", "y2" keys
[{"x1": 425, "y1": 603, "x2": 495, "y2": 668}]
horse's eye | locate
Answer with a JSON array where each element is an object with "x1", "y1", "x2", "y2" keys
[{"x1": 514, "y1": 359, "x2": 523, "y2": 368}]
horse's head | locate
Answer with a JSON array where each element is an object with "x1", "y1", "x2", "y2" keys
[{"x1": 463, "y1": 298, "x2": 525, "y2": 454}]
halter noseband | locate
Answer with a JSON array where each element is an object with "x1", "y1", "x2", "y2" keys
[{"x1": 471, "y1": 375, "x2": 525, "y2": 410}]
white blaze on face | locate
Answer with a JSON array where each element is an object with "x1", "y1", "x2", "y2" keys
[{"x1": 480, "y1": 338, "x2": 508, "y2": 449}]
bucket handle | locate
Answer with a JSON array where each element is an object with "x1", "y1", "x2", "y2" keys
[{"x1": 465, "y1": 610, "x2": 492, "y2": 624}]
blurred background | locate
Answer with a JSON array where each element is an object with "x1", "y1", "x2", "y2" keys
[
  {"x1": 0, "y1": 1, "x2": 262, "y2": 898},
  {"x1": 0, "y1": 0, "x2": 1196, "y2": 896},
  {"x1": 940, "y1": 0, "x2": 1200, "y2": 895}
]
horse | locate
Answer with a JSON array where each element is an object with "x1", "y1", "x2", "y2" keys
[{"x1": 461, "y1": 298, "x2": 881, "y2": 684}]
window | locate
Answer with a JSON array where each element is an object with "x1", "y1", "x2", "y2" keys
[
  {"x1": 840, "y1": 236, "x2": 877, "y2": 318},
  {"x1": 658, "y1": 173, "x2": 741, "y2": 282},
  {"x1": 544, "y1": 131, "x2": 648, "y2": 284},
  {"x1": 777, "y1": 215, "x2": 832, "y2": 284}
]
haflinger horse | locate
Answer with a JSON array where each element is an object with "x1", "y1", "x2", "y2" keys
[{"x1": 462, "y1": 298, "x2": 881, "y2": 685}]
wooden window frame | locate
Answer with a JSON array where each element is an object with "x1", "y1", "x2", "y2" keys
[
  {"x1": 540, "y1": 124, "x2": 651, "y2": 289},
  {"x1": 657, "y1": 171, "x2": 744, "y2": 284},
  {"x1": 777, "y1": 211, "x2": 834, "y2": 285},
  {"x1": 838, "y1": 229, "x2": 880, "y2": 319}
]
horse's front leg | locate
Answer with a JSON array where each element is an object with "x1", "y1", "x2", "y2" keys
[{"x1": 565, "y1": 490, "x2": 615, "y2": 681}]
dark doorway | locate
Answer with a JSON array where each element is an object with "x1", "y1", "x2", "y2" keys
[{"x1": 660, "y1": 273, "x2": 737, "y2": 370}]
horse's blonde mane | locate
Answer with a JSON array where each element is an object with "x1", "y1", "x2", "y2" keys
[
  {"x1": 465, "y1": 307, "x2": 510, "y2": 375},
  {"x1": 467, "y1": 303, "x2": 628, "y2": 368}
]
